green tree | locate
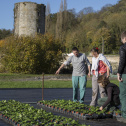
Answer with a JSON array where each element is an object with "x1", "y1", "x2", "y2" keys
[
  {"x1": 0, "y1": 29, "x2": 12, "y2": 40},
  {"x1": 1, "y1": 34, "x2": 62, "y2": 74},
  {"x1": 91, "y1": 27, "x2": 111, "y2": 54},
  {"x1": 44, "y1": 0, "x2": 126, "y2": 54}
]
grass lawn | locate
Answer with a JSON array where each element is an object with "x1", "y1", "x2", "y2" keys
[{"x1": 0, "y1": 73, "x2": 119, "y2": 88}]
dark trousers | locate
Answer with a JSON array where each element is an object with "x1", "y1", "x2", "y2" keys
[{"x1": 98, "y1": 97, "x2": 120, "y2": 111}]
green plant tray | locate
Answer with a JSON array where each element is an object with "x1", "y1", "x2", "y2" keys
[
  {"x1": 0, "y1": 100, "x2": 81, "y2": 126},
  {"x1": 37, "y1": 100, "x2": 121, "y2": 120}
]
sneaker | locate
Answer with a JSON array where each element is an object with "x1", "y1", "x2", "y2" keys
[{"x1": 117, "y1": 117, "x2": 126, "y2": 123}]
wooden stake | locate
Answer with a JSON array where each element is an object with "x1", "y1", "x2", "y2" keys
[{"x1": 42, "y1": 73, "x2": 44, "y2": 101}]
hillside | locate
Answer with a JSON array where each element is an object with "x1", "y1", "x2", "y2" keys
[{"x1": 46, "y1": 0, "x2": 126, "y2": 54}]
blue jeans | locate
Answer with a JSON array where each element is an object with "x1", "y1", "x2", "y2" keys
[{"x1": 72, "y1": 75, "x2": 87, "y2": 103}]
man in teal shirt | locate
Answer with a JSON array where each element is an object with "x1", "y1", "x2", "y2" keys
[{"x1": 56, "y1": 47, "x2": 91, "y2": 103}]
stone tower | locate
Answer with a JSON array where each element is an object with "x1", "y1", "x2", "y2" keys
[{"x1": 14, "y1": 2, "x2": 46, "y2": 36}]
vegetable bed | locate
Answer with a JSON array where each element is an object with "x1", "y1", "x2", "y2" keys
[
  {"x1": 38, "y1": 99, "x2": 121, "y2": 120},
  {"x1": 0, "y1": 100, "x2": 88, "y2": 126}
]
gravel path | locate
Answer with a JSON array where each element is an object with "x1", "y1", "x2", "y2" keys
[{"x1": 1, "y1": 74, "x2": 117, "y2": 82}]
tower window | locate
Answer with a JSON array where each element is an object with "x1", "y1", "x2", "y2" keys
[
  {"x1": 37, "y1": 28, "x2": 41, "y2": 33},
  {"x1": 38, "y1": 12, "x2": 40, "y2": 16}
]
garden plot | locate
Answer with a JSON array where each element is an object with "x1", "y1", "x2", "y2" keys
[
  {"x1": 0, "y1": 100, "x2": 89, "y2": 126},
  {"x1": 37, "y1": 99, "x2": 121, "y2": 120},
  {"x1": 0, "y1": 88, "x2": 125, "y2": 126}
]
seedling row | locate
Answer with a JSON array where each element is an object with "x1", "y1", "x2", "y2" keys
[
  {"x1": 38, "y1": 99, "x2": 122, "y2": 120},
  {"x1": 0, "y1": 100, "x2": 88, "y2": 126}
]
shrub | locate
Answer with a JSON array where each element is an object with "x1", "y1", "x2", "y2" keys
[{"x1": 1, "y1": 34, "x2": 62, "y2": 74}]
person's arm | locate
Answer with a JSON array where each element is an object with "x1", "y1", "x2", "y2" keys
[
  {"x1": 88, "y1": 65, "x2": 91, "y2": 77},
  {"x1": 56, "y1": 64, "x2": 65, "y2": 74},
  {"x1": 85, "y1": 55, "x2": 91, "y2": 77},
  {"x1": 117, "y1": 46, "x2": 126, "y2": 81},
  {"x1": 102, "y1": 61, "x2": 110, "y2": 78},
  {"x1": 99, "y1": 87, "x2": 113, "y2": 110},
  {"x1": 55, "y1": 56, "x2": 72, "y2": 74}
]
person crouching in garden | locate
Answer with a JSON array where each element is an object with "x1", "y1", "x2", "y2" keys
[
  {"x1": 56, "y1": 47, "x2": 91, "y2": 103},
  {"x1": 90, "y1": 47, "x2": 112, "y2": 107},
  {"x1": 97, "y1": 75, "x2": 120, "y2": 112}
]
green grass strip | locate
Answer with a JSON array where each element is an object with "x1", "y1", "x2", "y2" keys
[{"x1": 0, "y1": 80, "x2": 119, "y2": 88}]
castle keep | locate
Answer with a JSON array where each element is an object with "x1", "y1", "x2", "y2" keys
[{"x1": 14, "y1": 2, "x2": 46, "y2": 36}]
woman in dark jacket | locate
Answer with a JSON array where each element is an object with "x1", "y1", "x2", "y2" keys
[{"x1": 97, "y1": 75, "x2": 120, "y2": 111}]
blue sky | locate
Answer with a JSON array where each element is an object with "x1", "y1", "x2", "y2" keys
[{"x1": 0, "y1": 0, "x2": 119, "y2": 30}]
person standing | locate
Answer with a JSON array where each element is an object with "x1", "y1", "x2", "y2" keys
[
  {"x1": 117, "y1": 31, "x2": 126, "y2": 123},
  {"x1": 90, "y1": 47, "x2": 112, "y2": 107},
  {"x1": 56, "y1": 47, "x2": 91, "y2": 103}
]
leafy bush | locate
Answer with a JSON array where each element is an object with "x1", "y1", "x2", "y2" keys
[{"x1": 1, "y1": 34, "x2": 62, "y2": 74}]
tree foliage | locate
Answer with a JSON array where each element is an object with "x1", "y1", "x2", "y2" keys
[
  {"x1": 1, "y1": 34, "x2": 62, "y2": 74},
  {"x1": 45, "y1": 0, "x2": 125, "y2": 54},
  {"x1": 0, "y1": 29, "x2": 12, "y2": 40}
]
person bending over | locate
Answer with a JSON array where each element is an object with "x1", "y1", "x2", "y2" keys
[{"x1": 97, "y1": 75, "x2": 120, "y2": 111}]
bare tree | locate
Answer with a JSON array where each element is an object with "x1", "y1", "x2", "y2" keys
[
  {"x1": 56, "y1": 0, "x2": 63, "y2": 39},
  {"x1": 64, "y1": 0, "x2": 67, "y2": 11},
  {"x1": 45, "y1": 3, "x2": 51, "y2": 33},
  {"x1": 46, "y1": 2, "x2": 51, "y2": 16},
  {"x1": 78, "y1": 7, "x2": 94, "y2": 15},
  {"x1": 60, "y1": 0, "x2": 64, "y2": 12},
  {"x1": 64, "y1": 0, "x2": 67, "y2": 22}
]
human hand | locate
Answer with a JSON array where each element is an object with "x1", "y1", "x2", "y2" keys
[
  {"x1": 117, "y1": 73, "x2": 123, "y2": 82},
  {"x1": 88, "y1": 72, "x2": 91, "y2": 77},
  {"x1": 107, "y1": 75, "x2": 110, "y2": 78},
  {"x1": 99, "y1": 106, "x2": 103, "y2": 111},
  {"x1": 106, "y1": 72, "x2": 110, "y2": 78},
  {"x1": 55, "y1": 69, "x2": 60, "y2": 74}
]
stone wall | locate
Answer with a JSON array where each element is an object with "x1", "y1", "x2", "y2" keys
[
  {"x1": 87, "y1": 55, "x2": 119, "y2": 64},
  {"x1": 64, "y1": 55, "x2": 120, "y2": 74},
  {"x1": 88, "y1": 55, "x2": 119, "y2": 74}
]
